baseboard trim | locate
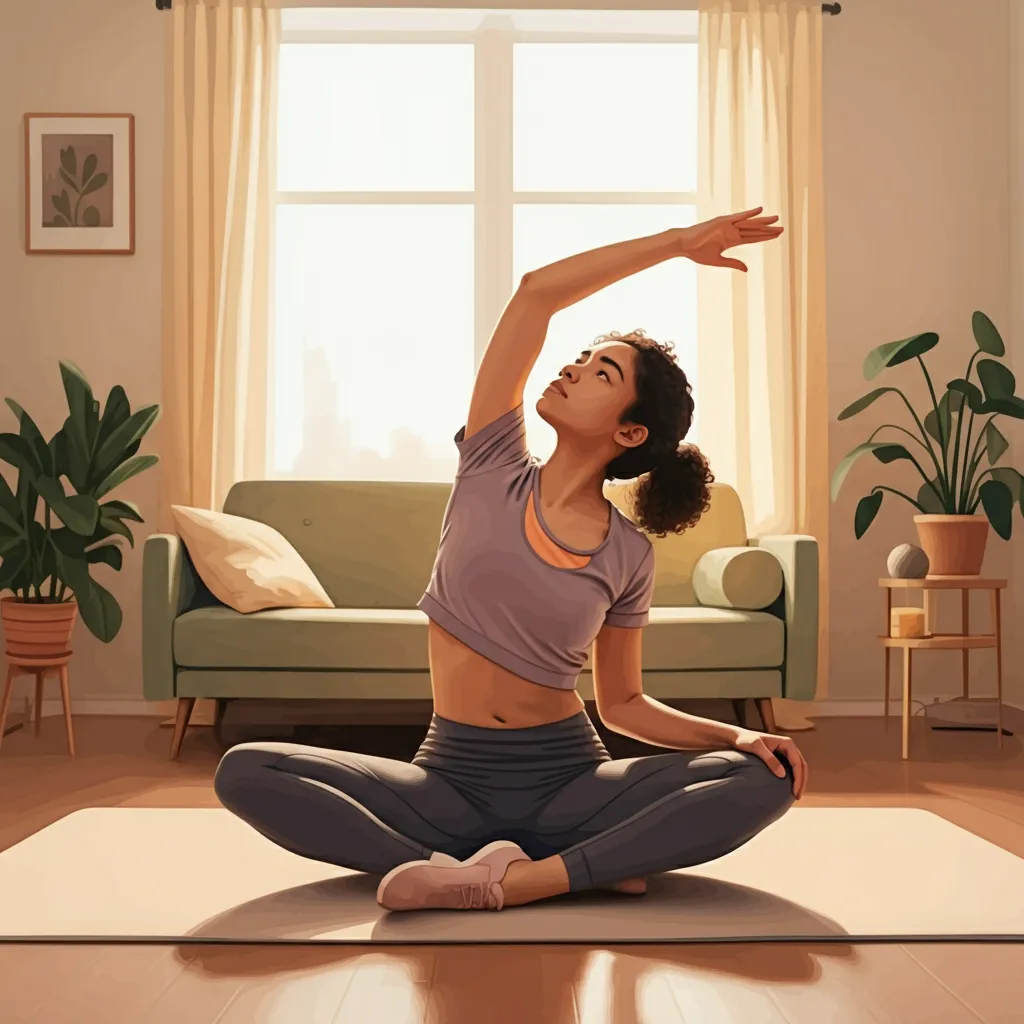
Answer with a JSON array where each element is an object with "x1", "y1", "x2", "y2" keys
[{"x1": 22, "y1": 695, "x2": 1024, "y2": 719}]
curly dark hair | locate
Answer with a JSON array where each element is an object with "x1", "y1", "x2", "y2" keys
[{"x1": 601, "y1": 329, "x2": 714, "y2": 538}]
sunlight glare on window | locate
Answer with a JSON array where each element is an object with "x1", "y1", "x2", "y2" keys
[
  {"x1": 278, "y1": 43, "x2": 474, "y2": 192},
  {"x1": 514, "y1": 44, "x2": 697, "y2": 192},
  {"x1": 273, "y1": 205, "x2": 474, "y2": 479}
]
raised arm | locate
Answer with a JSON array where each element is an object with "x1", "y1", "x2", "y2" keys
[{"x1": 463, "y1": 208, "x2": 783, "y2": 441}]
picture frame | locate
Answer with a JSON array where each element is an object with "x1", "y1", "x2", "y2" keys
[{"x1": 24, "y1": 113, "x2": 135, "y2": 255}]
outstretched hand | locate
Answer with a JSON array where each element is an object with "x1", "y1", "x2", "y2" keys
[
  {"x1": 729, "y1": 727, "x2": 808, "y2": 799},
  {"x1": 678, "y1": 207, "x2": 784, "y2": 272}
]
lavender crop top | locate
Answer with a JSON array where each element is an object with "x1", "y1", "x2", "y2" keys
[{"x1": 417, "y1": 402, "x2": 656, "y2": 691}]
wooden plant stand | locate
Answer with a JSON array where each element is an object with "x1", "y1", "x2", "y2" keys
[
  {"x1": 0, "y1": 651, "x2": 76, "y2": 756},
  {"x1": 879, "y1": 577, "x2": 1004, "y2": 761}
]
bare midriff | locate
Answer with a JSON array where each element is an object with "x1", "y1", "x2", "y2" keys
[{"x1": 427, "y1": 620, "x2": 586, "y2": 729}]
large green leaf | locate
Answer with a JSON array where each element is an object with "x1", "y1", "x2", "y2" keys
[
  {"x1": 52, "y1": 493, "x2": 100, "y2": 536},
  {"x1": 33, "y1": 475, "x2": 65, "y2": 507},
  {"x1": 101, "y1": 498, "x2": 144, "y2": 523},
  {"x1": 97, "y1": 512, "x2": 135, "y2": 548},
  {"x1": 0, "y1": 543, "x2": 29, "y2": 591},
  {"x1": 55, "y1": 549, "x2": 122, "y2": 642},
  {"x1": 831, "y1": 442, "x2": 893, "y2": 501},
  {"x1": 863, "y1": 332, "x2": 939, "y2": 381},
  {"x1": 837, "y1": 387, "x2": 902, "y2": 421},
  {"x1": 917, "y1": 477, "x2": 947, "y2": 514},
  {"x1": 92, "y1": 405, "x2": 160, "y2": 483},
  {"x1": 979, "y1": 479, "x2": 1014, "y2": 540},
  {"x1": 58, "y1": 360, "x2": 94, "y2": 440},
  {"x1": 0, "y1": 504, "x2": 23, "y2": 538},
  {"x1": 0, "y1": 432, "x2": 42, "y2": 476},
  {"x1": 872, "y1": 444, "x2": 915, "y2": 465},
  {"x1": 976, "y1": 359, "x2": 1016, "y2": 403},
  {"x1": 854, "y1": 491, "x2": 884, "y2": 538},
  {"x1": 947, "y1": 378, "x2": 984, "y2": 412},
  {"x1": 989, "y1": 467, "x2": 1024, "y2": 508},
  {"x1": 94, "y1": 454, "x2": 158, "y2": 500},
  {"x1": 60, "y1": 418, "x2": 92, "y2": 493},
  {"x1": 95, "y1": 385, "x2": 132, "y2": 451},
  {"x1": 0, "y1": 469, "x2": 21, "y2": 523},
  {"x1": 924, "y1": 390, "x2": 964, "y2": 447},
  {"x1": 972, "y1": 311, "x2": 1006, "y2": 356},
  {"x1": 981, "y1": 395, "x2": 1024, "y2": 419},
  {"x1": 86, "y1": 543, "x2": 123, "y2": 572},
  {"x1": 985, "y1": 421, "x2": 1009, "y2": 464}
]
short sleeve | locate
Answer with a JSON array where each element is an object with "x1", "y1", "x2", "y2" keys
[
  {"x1": 454, "y1": 403, "x2": 530, "y2": 477},
  {"x1": 604, "y1": 543, "x2": 656, "y2": 628}
]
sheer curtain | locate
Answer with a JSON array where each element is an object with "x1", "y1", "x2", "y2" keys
[
  {"x1": 697, "y1": 0, "x2": 830, "y2": 725},
  {"x1": 159, "y1": 0, "x2": 280, "y2": 531}
]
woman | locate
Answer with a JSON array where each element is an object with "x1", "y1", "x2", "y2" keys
[{"x1": 214, "y1": 206, "x2": 808, "y2": 914}]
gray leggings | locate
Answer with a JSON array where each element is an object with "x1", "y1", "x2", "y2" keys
[{"x1": 214, "y1": 711, "x2": 795, "y2": 893}]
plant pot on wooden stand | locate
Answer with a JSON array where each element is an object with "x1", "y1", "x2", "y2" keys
[
  {"x1": 913, "y1": 515, "x2": 990, "y2": 577},
  {"x1": 0, "y1": 597, "x2": 79, "y2": 753},
  {"x1": 832, "y1": 311, "x2": 1024, "y2": 591},
  {"x1": 0, "y1": 360, "x2": 162, "y2": 755}
]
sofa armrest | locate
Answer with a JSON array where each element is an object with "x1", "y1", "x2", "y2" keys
[
  {"x1": 748, "y1": 534, "x2": 819, "y2": 701},
  {"x1": 142, "y1": 533, "x2": 201, "y2": 701}
]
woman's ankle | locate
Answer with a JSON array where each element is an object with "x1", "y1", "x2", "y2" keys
[{"x1": 500, "y1": 855, "x2": 570, "y2": 907}]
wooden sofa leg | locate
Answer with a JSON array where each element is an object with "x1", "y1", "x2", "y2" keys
[
  {"x1": 755, "y1": 697, "x2": 778, "y2": 734},
  {"x1": 170, "y1": 697, "x2": 195, "y2": 760},
  {"x1": 730, "y1": 699, "x2": 748, "y2": 729}
]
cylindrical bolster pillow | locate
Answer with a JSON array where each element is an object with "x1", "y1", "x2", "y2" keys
[{"x1": 692, "y1": 547, "x2": 784, "y2": 610}]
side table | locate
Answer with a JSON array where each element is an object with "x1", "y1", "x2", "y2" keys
[
  {"x1": 0, "y1": 651, "x2": 76, "y2": 756},
  {"x1": 879, "y1": 577, "x2": 1004, "y2": 760}
]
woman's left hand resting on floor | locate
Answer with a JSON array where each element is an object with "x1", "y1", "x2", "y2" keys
[{"x1": 729, "y1": 729, "x2": 808, "y2": 800}]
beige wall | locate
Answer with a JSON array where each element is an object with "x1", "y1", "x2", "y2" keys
[
  {"x1": 0, "y1": 0, "x2": 1019, "y2": 713},
  {"x1": 0, "y1": 0, "x2": 165, "y2": 710},
  {"x1": 824, "y1": 0, "x2": 1020, "y2": 710}
]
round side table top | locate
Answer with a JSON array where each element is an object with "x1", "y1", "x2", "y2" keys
[{"x1": 879, "y1": 576, "x2": 1007, "y2": 590}]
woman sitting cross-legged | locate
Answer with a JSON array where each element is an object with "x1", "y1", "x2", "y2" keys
[{"x1": 213, "y1": 209, "x2": 809, "y2": 913}]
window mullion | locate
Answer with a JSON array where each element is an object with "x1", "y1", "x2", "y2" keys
[{"x1": 474, "y1": 22, "x2": 514, "y2": 369}]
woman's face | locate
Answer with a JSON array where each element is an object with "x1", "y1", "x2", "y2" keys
[{"x1": 538, "y1": 340, "x2": 648, "y2": 451}]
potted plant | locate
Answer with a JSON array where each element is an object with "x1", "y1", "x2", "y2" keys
[
  {"x1": 831, "y1": 311, "x2": 1024, "y2": 575},
  {"x1": 0, "y1": 361, "x2": 160, "y2": 659}
]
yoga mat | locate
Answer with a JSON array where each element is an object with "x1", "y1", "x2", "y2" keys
[{"x1": 1, "y1": 807, "x2": 1022, "y2": 944}]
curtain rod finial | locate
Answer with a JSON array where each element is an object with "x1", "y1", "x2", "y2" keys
[
  {"x1": 156, "y1": 0, "x2": 171, "y2": 10},
  {"x1": 822, "y1": 2, "x2": 842, "y2": 14}
]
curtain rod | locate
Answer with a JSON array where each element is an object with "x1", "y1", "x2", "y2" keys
[{"x1": 154, "y1": 2, "x2": 842, "y2": 12}]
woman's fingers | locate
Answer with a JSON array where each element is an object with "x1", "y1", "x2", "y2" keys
[{"x1": 729, "y1": 206, "x2": 764, "y2": 221}]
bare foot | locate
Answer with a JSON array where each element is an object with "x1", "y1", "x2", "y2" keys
[{"x1": 605, "y1": 878, "x2": 647, "y2": 895}]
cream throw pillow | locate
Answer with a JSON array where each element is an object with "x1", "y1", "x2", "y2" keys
[{"x1": 170, "y1": 505, "x2": 334, "y2": 613}]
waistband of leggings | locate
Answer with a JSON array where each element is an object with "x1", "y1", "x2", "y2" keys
[{"x1": 416, "y1": 710, "x2": 608, "y2": 764}]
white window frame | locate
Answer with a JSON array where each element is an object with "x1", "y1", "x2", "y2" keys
[{"x1": 277, "y1": 13, "x2": 699, "y2": 379}]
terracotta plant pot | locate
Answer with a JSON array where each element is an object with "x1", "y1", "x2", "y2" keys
[
  {"x1": 913, "y1": 515, "x2": 990, "y2": 576},
  {"x1": 0, "y1": 597, "x2": 78, "y2": 660}
]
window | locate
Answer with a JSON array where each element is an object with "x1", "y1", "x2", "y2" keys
[{"x1": 272, "y1": 8, "x2": 699, "y2": 482}]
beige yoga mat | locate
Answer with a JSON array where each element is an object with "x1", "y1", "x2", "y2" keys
[{"x1": 1, "y1": 807, "x2": 1022, "y2": 944}]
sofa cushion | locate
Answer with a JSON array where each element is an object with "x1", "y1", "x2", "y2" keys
[
  {"x1": 170, "y1": 505, "x2": 334, "y2": 614},
  {"x1": 174, "y1": 606, "x2": 783, "y2": 672},
  {"x1": 691, "y1": 547, "x2": 784, "y2": 610}
]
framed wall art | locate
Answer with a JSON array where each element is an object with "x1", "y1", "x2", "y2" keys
[{"x1": 24, "y1": 113, "x2": 135, "y2": 255}]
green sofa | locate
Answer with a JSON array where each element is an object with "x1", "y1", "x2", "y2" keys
[{"x1": 143, "y1": 479, "x2": 818, "y2": 758}]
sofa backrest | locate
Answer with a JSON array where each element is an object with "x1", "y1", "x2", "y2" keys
[{"x1": 222, "y1": 479, "x2": 748, "y2": 609}]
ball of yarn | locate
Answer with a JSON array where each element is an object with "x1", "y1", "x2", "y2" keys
[{"x1": 887, "y1": 543, "x2": 929, "y2": 579}]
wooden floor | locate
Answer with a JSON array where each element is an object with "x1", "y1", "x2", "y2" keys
[{"x1": 2, "y1": 707, "x2": 1024, "y2": 1023}]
